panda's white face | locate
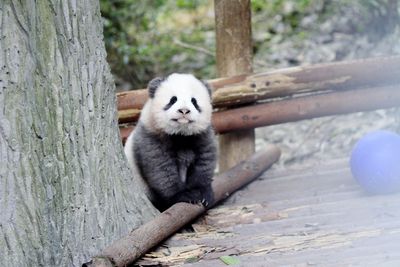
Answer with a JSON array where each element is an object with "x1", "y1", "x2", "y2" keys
[{"x1": 142, "y1": 73, "x2": 212, "y2": 136}]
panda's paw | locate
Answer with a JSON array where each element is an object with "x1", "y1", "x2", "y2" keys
[
  {"x1": 173, "y1": 187, "x2": 214, "y2": 207},
  {"x1": 172, "y1": 190, "x2": 202, "y2": 205},
  {"x1": 199, "y1": 188, "x2": 214, "y2": 207}
]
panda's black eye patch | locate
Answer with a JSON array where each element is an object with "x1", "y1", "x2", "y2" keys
[
  {"x1": 191, "y1": 97, "x2": 202, "y2": 112},
  {"x1": 164, "y1": 96, "x2": 177, "y2": 110}
]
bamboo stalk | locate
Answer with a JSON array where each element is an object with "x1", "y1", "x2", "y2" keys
[
  {"x1": 117, "y1": 55, "x2": 400, "y2": 113},
  {"x1": 84, "y1": 144, "x2": 281, "y2": 267}
]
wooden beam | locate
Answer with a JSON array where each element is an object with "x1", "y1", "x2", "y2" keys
[
  {"x1": 116, "y1": 55, "x2": 400, "y2": 114},
  {"x1": 212, "y1": 55, "x2": 400, "y2": 107},
  {"x1": 119, "y1": 84, "x2": 400, "y2": 143},
  {"x1": 215, "y1": 0, "x2": 255, "y2": 171},
  {"x1": 84, "y1": 145, "x2": 281, "y2": 267},
  {"x1": 119, "y1": 126, "x2": 134, "y2": 144},
  {"x1": 213, "y1": 85, "x2": 400, "y2": 133},
  {"x1": 117, "y1": 89, "x2": 147, "y2": 112},
  {"x1": 118, "y1": 108, "x2": 141, "y2": 124}
]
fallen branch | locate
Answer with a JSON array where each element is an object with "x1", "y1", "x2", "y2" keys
[{"x1": 84, "y1": 144, "x2": 281, "y2": 267}]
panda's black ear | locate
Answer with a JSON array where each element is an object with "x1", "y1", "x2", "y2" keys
[
  {"x1": 148, "y1": 77, "x2": 165, "y2": 98},
  {"x1": 201, "y1": 80, "x2": 213, "y2": 98}
]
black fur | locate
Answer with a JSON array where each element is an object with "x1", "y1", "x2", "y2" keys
[
  {"x1": 191, "y1": 97, "x2": 202, "y2": 112},
  {"x1": 148, "y1": 77, "x2": 165, "y2": 98},
  {"x1": 132, "y1": 123, "x2": 216, "y2": 210},
  {"x1": 163, "y1": 96, "x2": 177, "y2": 110}
]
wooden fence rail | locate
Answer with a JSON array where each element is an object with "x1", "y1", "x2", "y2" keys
[
  {"x1": 213, "y1": 85, "x2": 400, "y2": 134},
  {"x1": 117, "y1": 55, "x2": 400, "y2": 124},
  {"x1": 118, "y1": 55, "x2": 400, "y2": 143},
  {"x1": 119, "y1": 84, "x2": 400, "y2": 143}
]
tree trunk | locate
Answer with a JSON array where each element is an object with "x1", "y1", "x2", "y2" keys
[{"x1": 0, "y1": 1, "x2": 157, "y2": 266}]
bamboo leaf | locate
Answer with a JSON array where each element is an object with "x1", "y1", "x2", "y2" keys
[{"x1": 219, "y1": 255, "x2": 240, "y2": 265}]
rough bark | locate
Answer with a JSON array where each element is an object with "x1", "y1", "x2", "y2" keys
[
  {"x1": 214, "y1": 0, "x2": 255, "y2": 172},
  {"x1": 0, "y1": 1, "x2": 157, "y2": 266}
]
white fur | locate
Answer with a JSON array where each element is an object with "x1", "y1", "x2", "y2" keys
[{"x1": 141, "y1": 73, "x2": 212, "y2": 135}]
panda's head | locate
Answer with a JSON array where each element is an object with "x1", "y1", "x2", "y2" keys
[{"x1": 140, "y1": 73, "x2": 213, "y2": 136}]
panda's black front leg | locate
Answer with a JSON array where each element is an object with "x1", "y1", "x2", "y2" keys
[
  {"x1": 178, "y1": 158, "x2": 215, "y2": 207},
  {"x1": 172, "y1": 128, "x2": 216, "y2": 207}
]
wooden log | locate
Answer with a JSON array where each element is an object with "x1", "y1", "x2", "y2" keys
[
  {"x1": 116, "y1": 89, "x2": 148, "y2": 113},
  {"x1": 84, "y1": 144, "x2": 281, "y2": 267},
  {"x1": 118, "y1": 108, "x2": 141, "y2": 124},
  {"x1": 116, "y1": 55, "x2": 400, "y2": 115},
  {"x1": 215, "y1": 0, "x2": 255, "y2": 171},
  {"x1": 119, "y1": 126, "x2": 134, "y2": 144},
  {"x1": 213, "y1": 85, "x2": 400, "y2": 134},
  {"x1": 212, "y1": 55, "x2": 400, "y2": 107},
  {"x1": 119, "y1": 84, "x2": 400, "y2": 142}
]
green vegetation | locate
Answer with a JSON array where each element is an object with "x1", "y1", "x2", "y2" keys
[
  {"x1": 100, "y1": 0, "x2": 399, "y2": 89},
  {"x1": 100, "y1": 0, "x2": 214, "y2": 88}
]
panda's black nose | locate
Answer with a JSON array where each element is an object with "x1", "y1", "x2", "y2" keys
[{"x1": 178, "y1": 108, "x2": 190, "y2": 115}]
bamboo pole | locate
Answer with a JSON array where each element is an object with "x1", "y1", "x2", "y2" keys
[
  {"x1": 119, "y1": 84, "x2": 400, "y2": 143},
  {"x1": 84, "y1": 144, "x2": 281, "y2": 267},
  {"x1": 116, "y1": 55, "x2": 400, "y2": 115}
]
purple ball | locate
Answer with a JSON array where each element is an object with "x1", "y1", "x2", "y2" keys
[{"x1": 350, "y1": 130, "x2": 400, "y2": 194}]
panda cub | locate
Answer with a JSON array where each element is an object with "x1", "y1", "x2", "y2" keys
[{"x1": 124, "y1": 73, "x2": 217, "y2": 210}]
